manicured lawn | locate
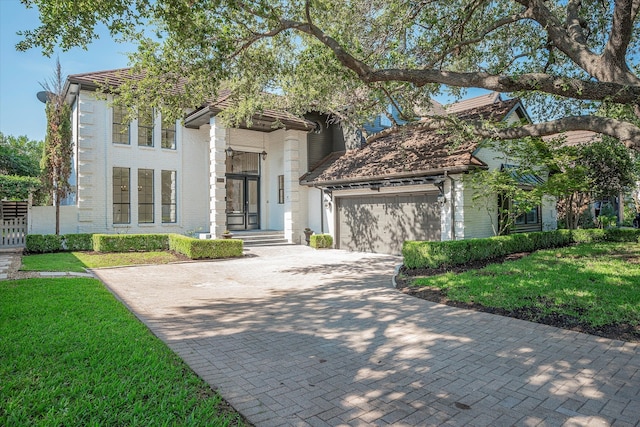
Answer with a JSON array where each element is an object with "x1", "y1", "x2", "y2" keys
[
  {"x1": 0, "y1": 278, "x2": 246, "y2": 426},
  {"x1": 20, "y1": 251, "x2": 185, "y2": 271},
  {"x1": 411, "y1": 242, "x2": 640, "y2": 327}
]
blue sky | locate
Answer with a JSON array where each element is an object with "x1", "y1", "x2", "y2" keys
[{"x1": 0, "y1": 0, "x2": 133, "y2": 142}]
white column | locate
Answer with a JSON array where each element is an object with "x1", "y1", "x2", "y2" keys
[
  {"x1": 284, "y1": 132, "x2": 301, "y2": 244},
  {"x1": 209, "y1": 117, "x2": 227, "y2": 238}
]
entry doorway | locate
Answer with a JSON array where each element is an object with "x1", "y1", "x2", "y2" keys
[{"x1": 225, "y1": 151, "x2": 261, "y2": 231}]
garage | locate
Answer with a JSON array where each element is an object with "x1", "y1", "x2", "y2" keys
[{"x1": 336, "y1": 192, "x2": 441, "y2": 255}]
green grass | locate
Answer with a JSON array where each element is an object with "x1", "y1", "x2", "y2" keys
[
  {"x1": 21, "y1": 251, "x2": 185, "y2": 271},
  {"x1": 411, "y1": 242, "x2": 640, "y2": 327},
  {"x1": 0, "y1": 278, "x2": 245, "y2": 426}
]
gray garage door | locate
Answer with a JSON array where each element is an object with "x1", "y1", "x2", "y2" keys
[{"x1": 336, "y1": 192, "x2": 441, "y2": 255}]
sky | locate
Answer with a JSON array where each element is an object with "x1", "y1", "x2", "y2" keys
[{"x1": 0, "y1": 0, "x2": 133, "y2": 142}]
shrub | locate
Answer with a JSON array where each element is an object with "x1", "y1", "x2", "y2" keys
[
  {"x1": 169, "y1": 234, "x2": 243, "y2": 259},
  {"x1": 92, "y1": 234, "x2": 170, "y2": 252},
  {"x1": 402, "y1": 228, "x2": 640, "y2": 269},
  {"x1": 25, "y1": 234, "x2": 63, "y2": 253},
  {"x1": 63, "y1": 234, "x2": 93, "y2": 251},
  {"x1": 310, "y1": 234, "x2": 333, "y2": 249}
]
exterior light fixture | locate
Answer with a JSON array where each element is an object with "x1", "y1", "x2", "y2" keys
[
  {"x1": 225, "y1": 146, "x2": 234, "y2": 157},
  {"x1": 261, "y1": 150, "x2": 267, "y2": 160}
]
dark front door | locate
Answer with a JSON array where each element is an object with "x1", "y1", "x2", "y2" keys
[{"x1": 226, "y1": 175, "x2": 259, "y2": 230}]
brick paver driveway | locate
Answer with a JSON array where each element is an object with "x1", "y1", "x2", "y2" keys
[{"x1": 93, "y1": 246, "x2": 640, "y2": 426}]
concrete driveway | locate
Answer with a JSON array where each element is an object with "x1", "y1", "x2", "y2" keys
[{"x1": 93, "y1": 246, "x2": 640, "y2": 426}]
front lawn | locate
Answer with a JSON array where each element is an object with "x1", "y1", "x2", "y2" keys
[
  {"x1": 407, "y1": 242, "x2": 640, "y2": 338},
  {"x1": 0, "y1": 278, "x2": 246, "y2": 426},
  {"x1": 20, "y1": 251, "x2": 186, "y2": 271}
]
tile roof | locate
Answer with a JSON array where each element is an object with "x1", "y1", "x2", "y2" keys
[
  {"x1": 302, "y1": 98, "x2": 522, "y2": 186},
  {"x1": 300, "y1": 124, "x2": 486, "y2": 186},
  {"x1": 67, "y1": 68, "x2": 315, "y2": 132},
  {"x1": 542, "y1": 130, "x2": 601, "y2": 146},
  {"x1": 445, "y1": 91, "x2": 502, "y2": 113}
]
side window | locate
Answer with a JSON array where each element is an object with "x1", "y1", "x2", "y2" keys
[
  {"x1": 138, "y1": 169, "x2": 154, "y2": 223},
  {"x1": 161, "y1": 116, "x2": 176, "y2": 150},
  {"x1": 113, "y1": 167, "x2": 130, "y2": 223},
  {"x1": 161, "y1": 170, "x2": 177, "y2": 223},
  {"x1": 138, "y1": 108, "x2": 154, "y2": 147},
  {"x1": 112, "y1": 104, "x2": 130, "y2": 145}
]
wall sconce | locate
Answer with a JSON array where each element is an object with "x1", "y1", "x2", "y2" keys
[
  {"x1": 225, "y1": 146, "x2": 234, "y2": 157},
  {"x1": 437, "y1": 194, "x2": 446, "y2": 205},
  {"x1": 120, "y1": 185, "x2": 128, "y2": 191},
  {"x1": 261, "y1": 150, "x2": 267, "y2": 160}
]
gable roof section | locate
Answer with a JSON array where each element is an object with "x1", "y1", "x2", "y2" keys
[
  {"x1": 445, "y1": 92, "x2": 502, "y2": 114},
  {"x1": 542, "y1": 130, "x2": 601, "y2": 146},
  {"x1": 300, "y1": 126, "x2": 486, "y2": 186},
  {"x1": 66, "y1": 68, "x2": 315, "y2": 132}
]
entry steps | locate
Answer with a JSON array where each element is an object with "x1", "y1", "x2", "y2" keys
[{"x1": 231, "y1": 230, "x2": 291, "y2": 247}]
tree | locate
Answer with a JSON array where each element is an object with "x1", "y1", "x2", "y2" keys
[
  {"x1": 40, "y1": 59, "x2": 73, "y2": 235},
  {"x1": 0, "y1": 133, "x2": 43, "y2": 177},
  {"x1": 16, "y1": 0, "x2": 640, "y2": 149}
]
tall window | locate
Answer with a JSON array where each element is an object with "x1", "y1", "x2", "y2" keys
[
  {"x1": 138, "y1": 108, "x2": 154, "y2": 147},
  {"x1": 112, "y1": 104, "x2": 130, "y2": 144},
  {"x1": 161, "y1": 116, "x2": 176, "y2": 149},
  {"x1": 113, "y1": 167, "x2": 130, "y2": 223},
  {"x1": 138, "y1": 169, "x2": 154, "y2": 223},
  {"x1": 162, "y1": 170, "x2": 177, "y2": 223},
  {"x1": 278, "y1": 175, "x2": 285, "y2": 204}
]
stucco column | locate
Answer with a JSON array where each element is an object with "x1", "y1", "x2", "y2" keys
[
  {"x1": 209, "y1": 117, "x2": 227, "y2": 238},
  {"x1": 284, "y1": 132, "x2": 301, "y2": 244}
]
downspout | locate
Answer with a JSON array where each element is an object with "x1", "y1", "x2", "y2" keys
[
  {"x1": 319, "y1": 187, "x2": 324, "y2": 233},
  {"x1": 447, "y1": 172, "x2": 457, "y2": 240}
]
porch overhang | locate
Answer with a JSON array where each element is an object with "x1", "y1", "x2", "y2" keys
[{"x1": 184, "y1": 105, "x2": 316, "y2": 132}]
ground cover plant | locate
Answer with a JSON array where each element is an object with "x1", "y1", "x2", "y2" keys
[
  {"x1": 0, "y1": 278, "x2": 246, "y2": 426},
  {"x1": 400, "y1": 242, "x2": 640, "y2": 342},
  {"x1": 20, "y1": 251, "x2": 187, "y2": 272}
]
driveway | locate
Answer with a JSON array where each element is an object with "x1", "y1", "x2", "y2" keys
[{"x1": 93, "y1": 246, "x2": 640, "y2": 426}]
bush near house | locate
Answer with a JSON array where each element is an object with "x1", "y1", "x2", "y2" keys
[
  {"x1": 26, "y1": 233, "x2": 243, "y2": 260},
  {"x1": 310, "y1": 234, "x2": 333, "y2": 249},
  {"x1": 169, "y1": 234, "x2": 243, "y2": 259},
  {"x1": 403, "y1": 228, "x2": 640, "y2": 269},
  {"x1": 92, "y1": 234, "x2": 170, "y2": 253}
]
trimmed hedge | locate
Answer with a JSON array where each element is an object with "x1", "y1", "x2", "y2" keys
[
  {"x1": 92, "y1": 234, "x2": 170, "y2": 253},
  {"x1": 25, "y1": 234, "x2": 64, "y2": 254},
  {"x1": 310, "y1": 234, "x2": 333, "y2": 249},
  {"x1": 169, "y1": 234, "x2": 243, "y2": 259},
  {"x1": 403, "y1": 228, "x2": 640, "y2": 269},
  {"x1": 26, "y1": 234, "x2": 94, "y2": 253}
]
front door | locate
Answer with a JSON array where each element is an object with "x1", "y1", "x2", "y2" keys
[{"x1": 226, "y1": 175, "x2": 259, "y2": 230}]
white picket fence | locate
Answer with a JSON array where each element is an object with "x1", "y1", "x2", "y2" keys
[{"x1": 1, "y1": 217, "x2": 26, "y2": 248}]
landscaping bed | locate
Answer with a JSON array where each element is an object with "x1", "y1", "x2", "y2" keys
[{"x1": 397, "y1": 242, "x2": 640, "y2": 343}]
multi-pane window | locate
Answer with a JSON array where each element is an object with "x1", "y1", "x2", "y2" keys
[
  {"x1": 278, "y1": 175, "x2": 285, "y2": 204},
  {"x1": 161, "y1": 116, "x2": 176, "y2": 149},
  {"x1": 516, "y1": 206, "x2": 540, "y2": 225},
  {"x1": 161, "y1": 170, "x2": 177, "y2": 223},
  {"x1": 112, "y1": 104, "x2": 130, "y2": 144},
  {"x1": 138, "y1": 169, "x2": 154, "y2": 223},
  {"x1": 113, "y1": 167, "x2": 130, "y2": 224},
  {"x1": 138, "y1": 108, "x2": 154, "y2": 147}
]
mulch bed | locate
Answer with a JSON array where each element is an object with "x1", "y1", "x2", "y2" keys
[{"x1": 396, "y1": 254, "x2": 640, "y2": 343}]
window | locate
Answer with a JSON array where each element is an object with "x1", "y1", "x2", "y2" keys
[
  {"x1": 161, "y1": 170, "x2": 177, "y2": 223},
  {"x1": 161, "y1": 116, "x2": 176, "y2": 149},
  {"x1": 516, "y1": 206, "x2": 539, "y2": 225},
  {"x1": 138, "y1": 108, "x2": 154, "y2": 147},
  {"x1": 278, "y1": 175, "x2": 284, "y2": 204},
  {"x1": 112, "y1": 104, "x2": 130, "y2": 144},
  {"x1": 138, "y1": 169, "x2": 154, "y2": 223},
  {"x1": 113, "y1": 167, "x2": 130, "y2": 223}
]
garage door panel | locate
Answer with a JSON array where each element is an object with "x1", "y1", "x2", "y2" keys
[{"x1": 337, "y1": 193, "x2": 440, "y2": 255}]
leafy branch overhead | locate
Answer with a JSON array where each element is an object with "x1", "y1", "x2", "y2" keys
[{"x1": 18, "y1": 0, "x2": 640, "y2": 148}]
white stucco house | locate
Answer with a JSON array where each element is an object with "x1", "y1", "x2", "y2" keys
[{"x1": 29, "y1": 69, "x2": 556, "y2": 255}]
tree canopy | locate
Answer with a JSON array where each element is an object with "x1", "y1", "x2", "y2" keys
[
  {"x1": 17, "y1": 0, "x2": 640, "y2": 149},
  {"x1": 0, "y1": 132, "x2": 43, "y2": 177}
]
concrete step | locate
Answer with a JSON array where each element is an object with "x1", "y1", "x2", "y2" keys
[{"x1": 232, "y1": 231, "x2": 290, "y2": 247}]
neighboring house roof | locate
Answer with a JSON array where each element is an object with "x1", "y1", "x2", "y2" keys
[
  {"x1": 66, "y1": 68, "x2": 315, "y2": 133},
  {"x1": 542, "y1": 130, "x2": 602, "y2": 146},
  {"x1": 445, "y1": 92, "x2": 502, "y2": 114},
  {"x1": 301, "y1": 97, "x2": 523, "y2": 187}
]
